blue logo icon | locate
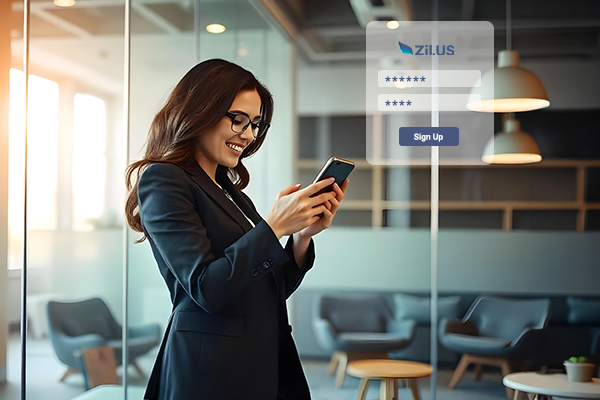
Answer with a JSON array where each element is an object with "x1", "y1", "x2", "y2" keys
[
  {"x1": 398, "y1": 41, "x2": 455, "y2": 56},
  {"x1": 398, "y1": 41, "x2": 413, "y2": 55}
]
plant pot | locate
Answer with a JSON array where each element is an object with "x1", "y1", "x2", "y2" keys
[{"x1": 564, "y1": 361, "x2": 596, "y2": 382}]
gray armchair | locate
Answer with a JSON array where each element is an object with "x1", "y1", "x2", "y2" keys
[
  {"x1": 312, "y1": 293, "x2": 417, "y2": 388},
  {"x1": 440, "y1": 296, "x2": 550, "y2": 392},
  {"x1": 46, "y1": 297, "x2": 161, "y2": 384}
]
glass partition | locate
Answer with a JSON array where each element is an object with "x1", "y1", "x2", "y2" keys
[{"x1": 6, "y1": 0, "x2": 126, "y2": 398}]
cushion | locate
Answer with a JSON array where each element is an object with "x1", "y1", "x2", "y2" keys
[
  {"x1": 567, "y1": 297, "x2": 600, "y2": 325},
  {"x1": 442, "y1": 333, "x2": 511, "y2": 353},
  {"x1": 337, "y1": 332, "x2": 413, "y2": 352},
  {"x1": 393, "y1": 293, "x2": 461, "y2": 324},
  {"x1": 328, "y1": 311, "x2": 386, "y2": 333},
  {"x1": 62, "y1": 315, "x2": 114, "y2": 339},
  {"x1": 62, "y1": 320, "x2": 83, "y2": 337}
]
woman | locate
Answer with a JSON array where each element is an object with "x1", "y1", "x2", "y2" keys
[{"x1": 125, "y1": 58, "x2": 349, "y2": 400}]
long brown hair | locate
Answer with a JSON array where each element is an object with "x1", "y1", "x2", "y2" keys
[{"x1": 125, "y1": 58, "x2": 273, "y2": 243}]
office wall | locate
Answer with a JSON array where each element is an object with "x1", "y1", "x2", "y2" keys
[
  {"x1": 298, "y1": 227, "x2": 600, "y2": 294},
  {"x1": 0, "y1": 0, "x2": 10, "y2": 382},
  {"x1": 291, "y1": 57, "x2": 600, "y2": 328}
]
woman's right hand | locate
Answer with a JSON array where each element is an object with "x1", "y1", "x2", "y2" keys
[{"x1": 265, "y1": 178, "x2": 337, "y2": 239}]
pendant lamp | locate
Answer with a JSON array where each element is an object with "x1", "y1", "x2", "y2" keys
[
  {"x1": 467, "y1": 0, "x2": 549, "y2": 112},
  {"x1": 481, "y1": 115, "x2": 542, "y2": 164}
]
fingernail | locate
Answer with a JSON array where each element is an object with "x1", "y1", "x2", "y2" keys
[
  {"x1": 330, "y1": 178, "x2": 335, "y2": 183},
  {"x1": 295, "y1": 183, "x2": 301, "y2": 187}
]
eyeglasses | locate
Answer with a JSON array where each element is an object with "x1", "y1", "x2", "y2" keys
[{"x1": 225, "y1": 111, "x2": 270, "y2": 139}]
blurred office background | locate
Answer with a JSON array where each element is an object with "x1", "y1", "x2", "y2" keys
[{"x1": 0, "y1": 0, "x2": 599, "y2": 399}]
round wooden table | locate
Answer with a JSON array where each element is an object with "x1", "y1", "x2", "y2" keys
[
  {"x1": 346, "y1": 359, "x2": 433, "y2": 400},
  {"x1": 503, "y1": 372, "x2": 600, "y2": 400}
]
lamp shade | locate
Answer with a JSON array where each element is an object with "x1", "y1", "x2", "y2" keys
[
  {"x1": 481, "y1": 118, "x2": 542, "y2": 164},
  {"x1": 468, "y1": 50, "x2": 550, "y2": 113}
]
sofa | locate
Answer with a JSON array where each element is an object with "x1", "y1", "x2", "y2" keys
[{"x1": 294, "y1": 289, "x2": 600, "y2": 370}]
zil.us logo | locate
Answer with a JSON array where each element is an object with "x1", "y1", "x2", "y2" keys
[
  {"x1": 398, "y1": 41, "x2": 413, "y2": 55},
  {"x1": 398, "y1": 41, "x2": 455, "y2": 55}
]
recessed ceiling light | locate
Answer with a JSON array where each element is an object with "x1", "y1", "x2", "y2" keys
[
  {"x1": 386, "y1": 20, "x2": 400, "y2": 30},
  {"x1": 53, "y1": 0, "x2": 76, "y2": 7},
  {"x1": 206, "y1": 24, "x2": 226, "y2": 34}
]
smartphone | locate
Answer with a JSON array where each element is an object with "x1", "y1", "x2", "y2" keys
[{"x1": 309, "y1": 156, "x2": 355, "y2": 198}]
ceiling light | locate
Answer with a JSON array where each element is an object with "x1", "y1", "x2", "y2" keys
[
  {"x1": 467, "y1": 50, "x2": 550, "y2": 112},
  {"x1": 53, "y1": 0, "x2": 75, "y2": 6},
  {"x1": 481, "y1": 116, "x2": 542, "y2": 164},
  {"x1": 386, "y1": 20, "x2": 400, "y2": 30},
  {"x1": 467, "y1": 0, "x2": 549, "y2": 113},
  {"x1": 206, "y1": 24, "x2": 226, "y2": 34}
]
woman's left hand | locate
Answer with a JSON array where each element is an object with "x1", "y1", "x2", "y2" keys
[{"x1": 297, "y1": 178, "x2": 349, "y2": 239}]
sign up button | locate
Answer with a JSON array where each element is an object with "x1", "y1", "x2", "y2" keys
[{"x1": 399, "y1": 127, "x2": 459, "y2": 146}]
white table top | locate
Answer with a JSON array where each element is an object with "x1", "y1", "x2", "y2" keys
[
  {"x1": 503, "y1": 372, "x2": 600, "y2": 399},
  {"x1": 70, "y1": 385, "x2": 146, "y2": 400}
]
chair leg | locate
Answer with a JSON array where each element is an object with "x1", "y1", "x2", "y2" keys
[
  {"x1": 500, "y1": 359, "x2": 512, "y2": 377},
  {"x1": 513, "y1": 390, "x2": 527, "y2": 400},
  {"x1": 474, "y1": 363, "x2": 483, "y2": 381},
  {"x1": 408, "y1": 379, "x2": 421, "y2": 400},
  {"x1": 380, "y1": 378, "x2": 395, "y2": 400},
  {"x1": 500, "y1": 359, "x2": 514, "y2": 399},
  {"x1": 328, "y1": 351, "x2": 342, "y2": 375},
  {"x1": 356, "y1": 378, "x2": 371, "y2": 400},
  {"x1": 59, "y1": 367, "x2": 80, "y2": 382},
  {"x1": 335, "y1": 352, "x2": 348, "y2": 388},
  {"x1": 335, "y1": 351, "x2": 388, "y2": 388},
  {"x1": 449, "y1": 354, "x2": 471, "y2": 389},
  {"x1": 130, "y1": 359, "x2": 145, "y2": 378}
]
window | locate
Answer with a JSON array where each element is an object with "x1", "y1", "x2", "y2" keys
[
  {"x1": 8, "y1": 69, "x2": 59, "y2": 269},
  {"x1": 71, "y1": 93, "x2": 107, "y2": 231}
]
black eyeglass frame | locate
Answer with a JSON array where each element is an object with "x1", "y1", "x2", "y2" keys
[{"x1": 225, "y1": 111, "x2": 270, "y2": 139}]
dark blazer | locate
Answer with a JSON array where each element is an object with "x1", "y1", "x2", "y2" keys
[{"x1": 137, "y1": 158, "x2": 315, "y2": 400}]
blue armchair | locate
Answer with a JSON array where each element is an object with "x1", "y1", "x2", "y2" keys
[
  {"x1": 440, "y1": 296, "x2": 550, "y2": 392},
  {"x1": 312, "y1": 293, "x2": 417, "y2": 388},
  {"x1": 46, "y1": 297, "x2": 161, "y2": 383}
]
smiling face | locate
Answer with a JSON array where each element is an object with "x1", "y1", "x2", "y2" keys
[{"x1": 195, "y1": 88, "x2": 262, "y2": 180}]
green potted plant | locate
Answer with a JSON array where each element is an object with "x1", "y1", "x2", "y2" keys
[{"x1": 564, "y1": 356, "x2": 596, "y2": 382}]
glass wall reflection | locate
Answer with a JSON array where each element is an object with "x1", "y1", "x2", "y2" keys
[{"x1": 5, "y1": 0, "x2": 126, "y2": 398}]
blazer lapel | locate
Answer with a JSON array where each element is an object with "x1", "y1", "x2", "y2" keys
[
  {"x1": 217, "y1": 173, "x2": 263, "y2": 226},
  {"x1": 176, "y1": 159, "x2": 283, "y2": 299},
  {"x1": 176, "y1": 159, "x2": 254, "y2": 233}
]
